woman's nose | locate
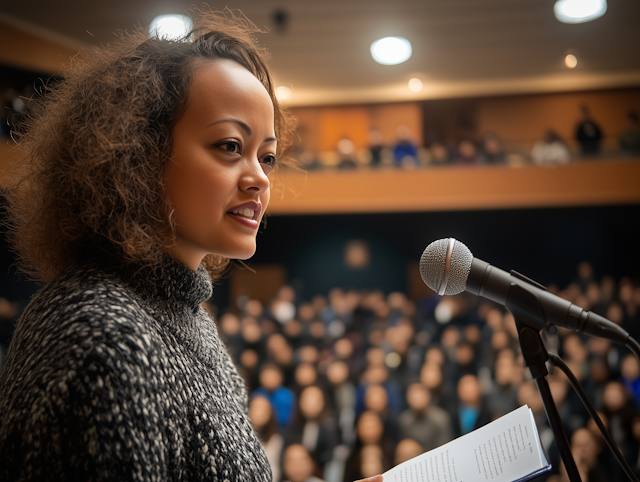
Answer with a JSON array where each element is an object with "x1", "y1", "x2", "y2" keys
[{"x1": 240, "y1": 156, "x2": 270, "y2": 193}]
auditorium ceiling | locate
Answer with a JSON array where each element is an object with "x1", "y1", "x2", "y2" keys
[{"x1": 1, "y1": 0, "x2": 639, "y2": 105}]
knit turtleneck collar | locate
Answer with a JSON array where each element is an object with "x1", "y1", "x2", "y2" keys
[{"x1": 90, "y1": 253, "x2": 213, "y2": 313}]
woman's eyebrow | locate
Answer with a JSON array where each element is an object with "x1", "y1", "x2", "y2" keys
[
  {"x1": 207, "y1": 118, "x2": 277, "y2": 144},
  {"x1": 208, "y1": 118, "x2": 252, "y2": 135}
]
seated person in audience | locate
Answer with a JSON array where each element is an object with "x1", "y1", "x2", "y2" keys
[
  {"x1": 620, "y1": 353, "x2": 640, "y2": 407},
  {"x1": 294, "y1": 362, "x2": 319, "y2": 396},
  {"x1": 282, "y1": 444, "x2": 324, "y2": 482},
  {"x1": 394, "y1": 438, "x2": 424, "y2": 465},
  {"x1": 620, "y1": 111, "x2": 640, "y2": 157},
  {"x1": 250, "y1": 395, "x2": 285, "y2": 482},
  {"x1": 218, "y1": 312, "x2": 243, "y2": 361},
  {"x1": 452, "y1": 139, "x2": 483, "y2": 165},
  {"x1": 239, "y1": 348, "x2": 261, "y2": 391},
  {"x1": 584, "y1": 356, "x2": 610, "y2": 410},
  {"x1": 486, "y1": 349, "x2": 520, "y2": 419},
  {"x1": 342, "y1": 411, "x2": 393, "y2": 482},
  {"x1": 288, "y1": 385, "x2": 338, "y2": 468},
  {"x1": 419, "y1": 363, "x2": 449, "y2": 408},
  {"x1": 355, "y1": 364, "x2": 402, "y2": 416},
  {"x1": 398, "y1": 383, "x2": 453, "y2": 451},
  {"x1": 601, "y1": 380, "x2": 639, "y2": 477},
  {"x1": 255, "y1": 363, "x2": 296, "y2": 429},
  {"x1": 327, "y1": 360, "x2": 357, "y2": 445},
  {"x1": 392, "y1": 126, "x2": 418, "y2": 168},
  {"x1": 450, "y1": 374, "x2": 492, "y2": 438},
  {"x1": 368, "y1": 130, "x2": 385, "y2": 168},
  {"x1": 531, "y1": 129, "x2": 570, "y2": 166},
  {"x1": 363, "y1": 384, "x2": 399, "y2": 445},
  {"x1": 481, "y1": 132, "x2": 506, "y2": 164},
  {"x1": 570, "y1": 428, "x2": 608, "y2": 482},
  {"x1": 336, "y1": 137, "x2": 358, "y2": 170},
  {"x1": 452, "y1": 341, "x2": 477, "y2": 383},
  {"x1": 575, "y1": 104, "x2": 603, "y2": 158},
  {"x1": 428, "y1": 141, "x2": 450, "y2": 165}
]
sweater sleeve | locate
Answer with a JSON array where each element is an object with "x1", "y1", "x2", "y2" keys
[{"x1": 0, "y1": 310, "x2": 167, "y2": 482}]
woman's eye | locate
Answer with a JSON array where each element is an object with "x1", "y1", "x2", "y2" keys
[
  {"x1": 215, "y1": 140, "x2": 241, "y2": 154},
  {"x1": 260, "y1": 154, "x2": 278, "y2": 175}
]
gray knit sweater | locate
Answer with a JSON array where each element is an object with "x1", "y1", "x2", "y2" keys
[{"x1": 0, "y1": 257, "x2": 271, "y2": 481}]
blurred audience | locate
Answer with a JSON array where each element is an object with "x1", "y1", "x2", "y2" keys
[
  {"x1": 620, "y1": 111, "x2": 640, "y2": 158},
  {"x1": 531, "y1": 130, "x2": 571, "y2": 166},
  {"x1": 575, "y1": 104, "x2": 603, "y2": 158}
]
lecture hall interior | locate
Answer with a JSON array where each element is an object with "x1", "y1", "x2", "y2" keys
[{"x1": 1, "y1": 1, "x2": 640, "y2": 481}]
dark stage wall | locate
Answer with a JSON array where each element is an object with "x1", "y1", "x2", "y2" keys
[{"x1": 210, "y1": 204, "x2": 640, "y2": 307}]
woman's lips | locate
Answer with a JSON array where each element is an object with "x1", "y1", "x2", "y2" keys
[{"x1": 227, "y1": 201, "x2": 261, "y2": 229}]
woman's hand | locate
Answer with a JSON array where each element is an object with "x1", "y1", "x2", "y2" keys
[{"x1": 355, "y1": 476, "x2": 383, "y2": 482}]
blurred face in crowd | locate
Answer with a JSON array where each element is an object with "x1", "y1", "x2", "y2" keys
[
  {"x1": 571, "y1": 428, "x2": 600, "y2": 469},
  {"x1": 407, "y1": 383, "x2": 430, "y2": 412},
  {"x1": 602, "y1": 381, "x2": 627, "y2": 412},
  {"x1": 297, "y1": 345, "x2": 319, "y2": 364},
  {"x1": 518, "y1": 383, "x2": 544, "y2": 414},
  {"x1": 260, "y1": 366, "x2": 283, "y2": 391},
  {"x1": 364, "y1": 384, "x2": 389, "y2": 414},
  {"x1": 621, "y1": 354, "x2": 640, "y2": 381},
  {"x1": 458, "y1": 375, "x2": 481, "y2": 406},
  {"x1": 300, "y1": 386, "x2": 325, "y2": 420},
  {"x1": 361, "y1": 445, "x2": 385, "y2": 478},
  {"x1": 425, "y1": 347, "x2": 445, "y2": 366},
  {"x1": 335, "y1": 338, "x2": 354, "y2": 359},
  {"x1": 249, "y1": 396, "x2": 273, "y2": 430},
  {"x1": 283, "y1": 445, "x2": 314, "y2": 482},
  {"x1": 366, "y1": 347, "x2": 386, "y2": 367},
  {"x1": 240, "y1": 349, "x2": 258, "y2": 369},
  {"x1": 164, "y1": 60, "x2": 276, "y2": 269},
  {"x1": 395, "y1": 439, "x2": 424, "y2": 465},
  {"x1": 327, "y1": 360, "x2": 349, "y2": 385},
  {"x1": 294, "y1": 363, "x2": 317, "y2": 388},
  {"x1": 357, "y1": 411, "x2": 384, "y2": 444},
  {"x1": 420, "y1": 364, "x2": 443, "y2": 391}
]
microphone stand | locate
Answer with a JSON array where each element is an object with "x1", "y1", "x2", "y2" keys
[{"x1": 505, "y1": 283, "x2": 582, "y2": 482}]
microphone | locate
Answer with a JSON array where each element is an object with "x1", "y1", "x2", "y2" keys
[{"x1": 419, "y1": 238, "x2": 630, "y2": 345}]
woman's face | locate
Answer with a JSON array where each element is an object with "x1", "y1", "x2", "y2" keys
[{"x1": 164, "y1": 60, "x2": 276, "y2": 269}]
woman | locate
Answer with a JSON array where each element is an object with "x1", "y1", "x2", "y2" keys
[{"x1": 0, "y1": 10, "x2": 296, "y2": 481}]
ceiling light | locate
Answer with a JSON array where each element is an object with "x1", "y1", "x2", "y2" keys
[
  {"x1": 408, "y1": 78, "x2": 423, "y2": 92},
  {"x1": 149, "y1": 14, "x2": 193, "y2": 40},
  {"x1": 565, "y1": 54, "x2": 578, "y2": 68},
  {"x1": 554, "y1": 0, "x2": 607, "y2": 24},
  {"x1": 370, "y1": 37, "x2": 412, "y2": 66},
  {"x1": 276, "y1": 86, "x2": 292, "y2": 100}
]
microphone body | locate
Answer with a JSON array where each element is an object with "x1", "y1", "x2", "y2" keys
[{"x1": 421, "y1": 239, "x2": 630, "y2": 345}]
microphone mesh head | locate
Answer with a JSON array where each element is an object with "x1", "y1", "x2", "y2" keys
[
  {"x1": 419, "y1": 239, "x2": 449, "y2": 292},
  {"x1": 448, "y1": 240, "x2": 473, "y2": 295},
  {"x1": 419, "y1": 238, "x2": 474, "y2": 295}
]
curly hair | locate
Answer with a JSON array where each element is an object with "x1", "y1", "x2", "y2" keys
[{"x1": 5, "y1": 8, "x2": 297, "y2": 282}]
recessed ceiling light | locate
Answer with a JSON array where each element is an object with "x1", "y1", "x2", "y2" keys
[
  {"x1": 565, "y1": 54, "x2": 578, "y2": 68},
  {"x1": 554, "y1": 0, "x2": 607, "y2": 24},
  {"x1": 408, "y1": 78, "x2": 423, "y2": 92},
  {"x1": 149, "y1": 14, "x2": 193, "y2": 40},
  {"x1": 370, "y1": 37, "x2": 412, "y2": 66},
  {"x1": 276, "y1": 86, "x2": 292, "y2": 100}
]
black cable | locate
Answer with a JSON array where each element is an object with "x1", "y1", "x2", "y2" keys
[
  {"x1": 626, "y1": 336, "x2": 640, "y2": 366},
  {"x1": 548, "y1": 353, "x2": 639, "y2": 482}
]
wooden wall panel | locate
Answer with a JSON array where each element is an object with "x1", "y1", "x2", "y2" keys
[
  {"x1": 318, "y1": 107, "x2": 371, "y2": 151},
  {"x1": 477, "y1": 89, "x2": 640, "y2": 146},
  {"x1": 0, "y1": 20, "x2": 81, "y2": 74}
]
